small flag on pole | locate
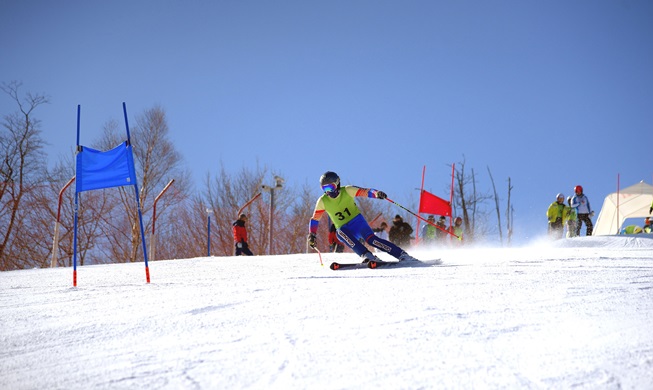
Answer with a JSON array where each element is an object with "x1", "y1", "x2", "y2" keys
[{"x1": 419, "y1": 190, "x2": 452, "y2": 216}]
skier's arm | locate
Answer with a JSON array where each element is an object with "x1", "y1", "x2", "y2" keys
[
  {"x1": 309, "y1": 197, "x2": 326, "y2": 234},
  {"x1": 348, "y1": 185, "x2": 386, "y2": 199}
]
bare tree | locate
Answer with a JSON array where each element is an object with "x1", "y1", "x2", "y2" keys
[
  {"x1": 506, "y1": 177, "x2": 514, "y2": 246},
  {"x1": 0, "y1": 81, "x2": 49, "y2": 270},
  {"x1": 88, "y1": 106, "x2": 189, "y2": 263},
  {"x1": 204, "y1": 164, "x2": 269, "y2": 256},
  {"x1": 487, "y1": 166, "x2": 503, "y2": 245},
  {"x1": 451, "y1": 157, "x2": 492, "y2": 243}
]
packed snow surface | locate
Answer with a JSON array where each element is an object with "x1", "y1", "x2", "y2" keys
[{"x1": 2, "y1": 236, "x2": 653, "y2": 389}]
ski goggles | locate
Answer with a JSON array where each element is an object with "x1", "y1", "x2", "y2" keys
[{"x1": 321, "y1": 183, "x2": 338, "y2": 193}]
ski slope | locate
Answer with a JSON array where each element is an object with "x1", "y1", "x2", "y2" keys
[{"x1": 2, "y1": 236, "x2": 653, "y2": 389}]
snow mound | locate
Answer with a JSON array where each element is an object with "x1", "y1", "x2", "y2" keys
[{"x1": 549, "y1": 234, "x2": 653, "y2": 249}]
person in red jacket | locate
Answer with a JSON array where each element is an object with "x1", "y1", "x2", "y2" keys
[{"x1": 233, "y1": 213, "x2": 253, "y2": 256}]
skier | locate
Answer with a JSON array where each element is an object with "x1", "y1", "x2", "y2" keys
[
  {"x1": 570, "y1": 185, "x2": 594, "y2": 236},
  {"x1": 232, "y1": 213, "x2": 254, "y2": 256},
  {"x1": 307, "y1": 171, "x2": 418, "y2": 263}
]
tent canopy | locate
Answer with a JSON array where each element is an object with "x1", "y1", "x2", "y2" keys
[{"x1": 593, "y1": 181, "x2": 653, "y2": 236}]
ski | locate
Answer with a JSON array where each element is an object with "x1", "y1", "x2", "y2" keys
[
  {"x1": 329, "y1": 262, "x2": 368, "y2": 270},
  {"x1": 368, "y1": 259, "x2": 443, "y2": 269},
  {"x1": 330, "y1": 259, "x2": 443, "y2": 270},
  {"x1": 367, "y1": 260, "x2": 396, "y2": 269}
]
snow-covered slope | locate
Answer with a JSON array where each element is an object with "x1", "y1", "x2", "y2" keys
[{"x1": 2, "y1": 237, "x2": 652, "y2": 389}]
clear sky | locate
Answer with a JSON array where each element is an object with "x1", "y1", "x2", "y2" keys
[{"x1": 2, "y1": 0, "x2": 652, "y2": 243}]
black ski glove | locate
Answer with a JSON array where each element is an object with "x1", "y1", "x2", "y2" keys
[
  {"x1": 307, "y1": 233, "x2": 317, "y2": 248},
  {"x1": 376, "y1": 191, "x2": 387, "y2": 200},
  {"x1": 650, "y1": 206, "x2": 653, "y2": 214}
]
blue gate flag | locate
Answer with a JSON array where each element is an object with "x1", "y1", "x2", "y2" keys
[{"x1": 76, "y1": 141, "x2": 137, "y2": 193}]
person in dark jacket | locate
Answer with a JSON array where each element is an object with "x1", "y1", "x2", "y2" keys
[
  {"x1": 233, "y1": 213, "x2": 253, "y2": 256},
  {"x1": 389, "y1": 214, "x2": 413, "y2": 247}
]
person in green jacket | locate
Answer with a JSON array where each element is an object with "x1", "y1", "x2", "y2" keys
[
  {"x1": 566, "y1": 196, "x2": 578, "y2": 238},
  {"x1": 547, "y1": 193, "x2": 567, "y2": 239}
]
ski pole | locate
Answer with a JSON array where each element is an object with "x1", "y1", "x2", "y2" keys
[
  {"x1": 311, "y1": 246, "x2": 324, "y2": 266},
  {"x1": 385, "y1": 198, "x2": 462, "y2": 240}
]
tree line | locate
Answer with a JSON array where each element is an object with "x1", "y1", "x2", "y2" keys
[{"x1": 1, "y1": 82, "x2": 513, "y2": 271}]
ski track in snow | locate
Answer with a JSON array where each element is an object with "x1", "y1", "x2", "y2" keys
[{"x1": 1, "y1": 236, "x2": 653, "y2": 389}]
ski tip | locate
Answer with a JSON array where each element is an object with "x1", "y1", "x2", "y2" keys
[{"x1": 329, "y1": 262, "x2": 340, "y2": 270}]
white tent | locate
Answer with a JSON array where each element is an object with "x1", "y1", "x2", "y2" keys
[{"x1": 593, "y1": 181, "x2": 653, "y2": 235}]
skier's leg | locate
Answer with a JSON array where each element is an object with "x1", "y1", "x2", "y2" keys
[{"x1": 336, "y1": 226, "x2": 370, "y2": 257}]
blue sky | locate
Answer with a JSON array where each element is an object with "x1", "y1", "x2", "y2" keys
[{"x1": 2, "y1": 1, "x2": 652, "y2": 243}]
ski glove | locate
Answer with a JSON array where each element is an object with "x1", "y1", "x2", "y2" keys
[
  {"x1": 307, "y1": 233, "x2": 317, "y2": 248},
  {"x1": 650, "y1": 206, "x2": 653, "y2": 214},
  {"x1": 376, "y1": 191, "x2": 387, "y2": 200}
]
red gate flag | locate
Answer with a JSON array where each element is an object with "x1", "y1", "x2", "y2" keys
[{"x1": 419, "y1": 190, "x2": 452, "y2": 216}]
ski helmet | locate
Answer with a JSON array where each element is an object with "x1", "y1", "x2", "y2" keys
[
  {"x1": 556, "y1": 193, "x2": 564, "y2": 200},
  {"x1": 320, "y1": 171, "x2": 340, "y2": 188},
  {"x1": 574, "y1": 185, "x2": 583, "y2": 194}
]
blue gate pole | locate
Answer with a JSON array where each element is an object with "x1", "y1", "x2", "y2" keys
[{"x1": 207, "y1": 208, "x2": 213, "y2": 256}]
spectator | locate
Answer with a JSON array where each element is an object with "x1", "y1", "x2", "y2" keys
[
  {"x1": 435, "y1": 216, "x2": 448, "y2": 240},
  {"x1": 570, "y1": 185, "x2": 594, "y2": 236},
  {"x1": 450, "y1": 217, "x2": 464, "y2": 244},
  {"x1": 389, "y1": 214, "x2": 413, "y2": 247},
  {"x1": 566, "y1": 196, "x2": 578, "y2": 238},
  {"x1": 328, "y1": 223, "x2": 345, "y2": 253},
  {"x1": 547, "y1": 193, "x2": 566, "y2": 239},
  {"x1": 420, "y1": 215, "x2": 437, "y2": 245},
  {"x1": 643, "y1": 217, "x2": 652, "y2": 234},
  {"x1": 233, "y1": 213, "x2": 254, "y2": 256}
]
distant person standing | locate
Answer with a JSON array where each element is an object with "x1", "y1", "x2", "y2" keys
[
  {"x1": 450, "y1": 217, "x2": 464, "y2": 245},
  {"x1": 233, "y1": 213, "x2": 254, "y2": 256},
  {"x1": 389, "y1": 214, "x2": 413, "y2": 247},
  {"x1": 547, "y1": 193, "x2": 566, "y2": 239},
  {"x1": 570, "y1": 185, "x2": 594, "y2": 236},
  {"x1": 435, "y1": 216, "x2": 448, "y2": 241},
  {"x1": 420, "y1": 215, "x2": 437, "y2": 245},
  {"x1": 566, "y1": 196, "x2": 578, "y2": 238}
]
